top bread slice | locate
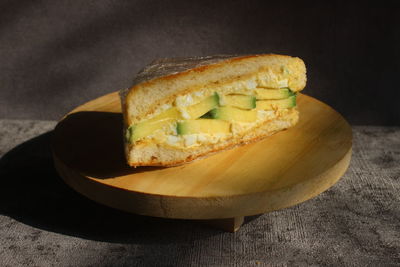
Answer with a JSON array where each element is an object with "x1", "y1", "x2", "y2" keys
[
  {"x1": 122, "y1": 54, "x2": 306, "y2": 167},
  {"x1": 124, "y1": 54, "x2": 306, "y2": 126}
]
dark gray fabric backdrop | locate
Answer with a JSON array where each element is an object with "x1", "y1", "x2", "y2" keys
[{"x1": 1, "y1": 1, "x2": 399, "y2": 125}]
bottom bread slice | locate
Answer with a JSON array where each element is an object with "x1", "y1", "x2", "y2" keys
[{"x1": 126, "y1": 109, "x2": 299, "y2": 167}]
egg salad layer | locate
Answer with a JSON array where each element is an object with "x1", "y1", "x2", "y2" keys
[{"x1": 126, "y1": 78, "x2": 297, "y2": 149}]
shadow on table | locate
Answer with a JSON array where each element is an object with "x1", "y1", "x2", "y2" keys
[
  {"x1": 0, "y1": 129, "x2": 262, "y2": 244},
  {"x1": 52, "y1": 111, "x2": 165, "y2": 178}
]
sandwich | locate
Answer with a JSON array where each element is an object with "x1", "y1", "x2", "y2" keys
[{"x1": 121, "y1": 54, "x2": 306, "y2": 167}]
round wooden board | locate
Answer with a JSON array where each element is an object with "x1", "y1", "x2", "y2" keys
[{"x1": 52, "y1": 92, "x2": 352, "y2": 220}]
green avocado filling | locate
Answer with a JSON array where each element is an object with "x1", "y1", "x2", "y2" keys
[{"x1": 126, "y1": 89, "x2": 297, "y2": 143}]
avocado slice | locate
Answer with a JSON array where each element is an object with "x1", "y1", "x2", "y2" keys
[
  {"x1": 146, "y1": 107, "x2": 181, "y2": 123},
  {"x1": 126, "y1": 107, "x2": 182, "y2": 143},
  {"x1": 177, "y1": 119, "x2": 230, "y2": 135},
  {"x1": 210, "y1": 106, "x2": 258, "y2": 123},
  {"x1": 186, "y1": 92, "x2": 219, "y2": 119},
  {"x1": 222, "y1": 95, "x2": 256, "y2": 109},
  {"x1": 256, "y1": 95, "x2": 296, "y2": 110},
  {"x1": 255, "y1": 88, "x2": 293, "y2": 100},
  {"x1": 127, "y1": 118, "x2": 175, "y2": 143}
]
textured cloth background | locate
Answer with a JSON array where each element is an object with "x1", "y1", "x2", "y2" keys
[
  {"x1": 1, "y1": 1, "x2": 400, "y2": 125},
  {"x1": 0, "y1": 120, "x2": 399, "y2": 266}
]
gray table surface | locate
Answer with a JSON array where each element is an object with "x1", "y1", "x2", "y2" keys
[{"x1": 0, "y1": 119, "x2": 399, "y2": 266}]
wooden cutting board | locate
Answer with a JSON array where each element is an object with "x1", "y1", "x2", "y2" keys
[{"x1": 52, "y1": 92, "x2": 352, "y2": 231}]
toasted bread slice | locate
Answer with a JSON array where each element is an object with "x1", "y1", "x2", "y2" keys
[{"x1": 121, "y1": 54, "x2": 306, "y2": 167}]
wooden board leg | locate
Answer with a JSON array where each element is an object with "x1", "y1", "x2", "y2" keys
[{"x1": 202, "y1": 216, "x2": 245, "y2": 232}]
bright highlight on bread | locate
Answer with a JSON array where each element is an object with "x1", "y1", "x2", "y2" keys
[{"x1": 121, "y1": 54, "x2": 307, "y2": 167}]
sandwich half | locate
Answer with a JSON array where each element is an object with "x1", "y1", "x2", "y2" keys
[{"x1": 121, "y1": 54, "x2": 306, "y2": 167}]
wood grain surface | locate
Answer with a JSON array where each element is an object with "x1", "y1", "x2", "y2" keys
[{"x1": 52, "y1": 92, "x2": 352, "y2": 220}]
